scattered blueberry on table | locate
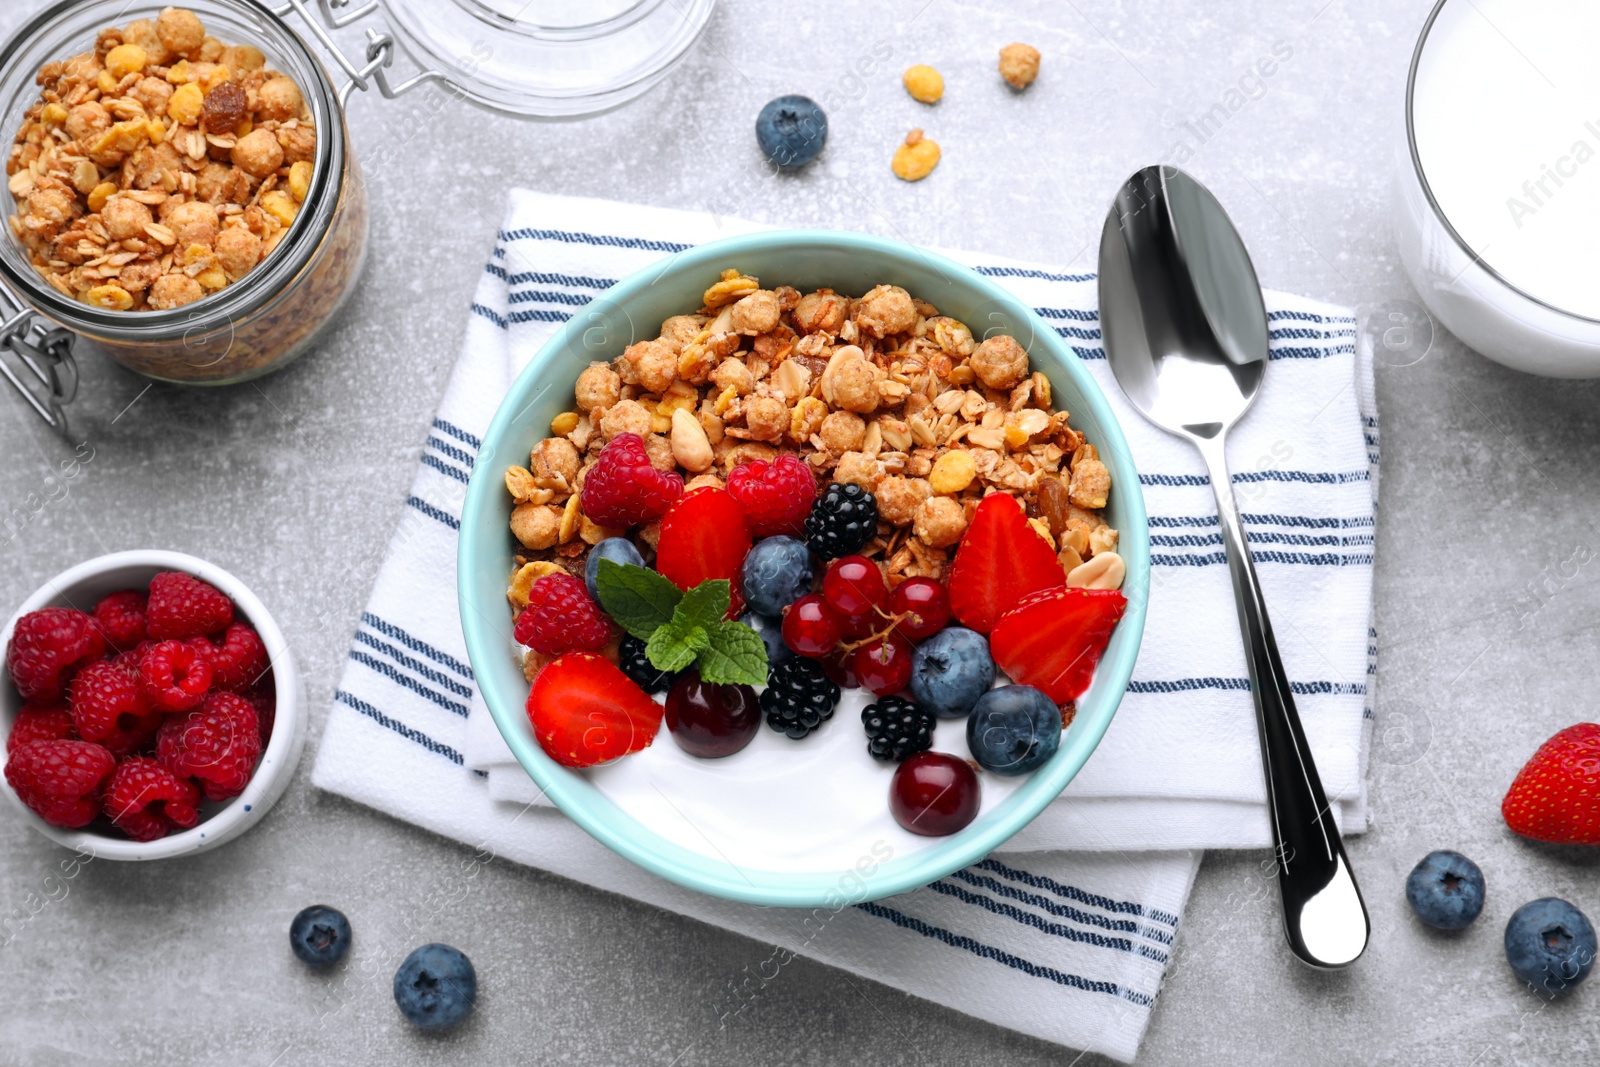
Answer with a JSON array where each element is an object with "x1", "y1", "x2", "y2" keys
[
  {"x1": 1504, "y1": 898, "x2": 1596, "y2": 996},
  {"x1": 1404, "y1": 850, "x2": 1485, "y2": 930},
  {"x1": 755, "y1": 95, "x2": 827, "y2": 169},
  {"x1": 394, "y1": 943, "x2": 477, "y2": 1029},
  {"x1": 289, "y1": 905, "x2": 351, "y2": 968}
]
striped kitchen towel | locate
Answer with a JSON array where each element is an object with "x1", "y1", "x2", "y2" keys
[{"x1": 312, "y1": 190, "x2": 1377, "y2": 1062}]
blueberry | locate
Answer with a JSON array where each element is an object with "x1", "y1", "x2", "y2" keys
[
  {"x1": 756, "y1": 95, "x2": 827, "y2": 170},
  {"x1": 739, "y1": 611, "x2": 792, "y2": 671},
  {"x1": 393, "y1": 943, "x2": 477, "y2": 1029},
  {"x1": 966, "y1": 685, "x2": 1060, "y2": 776},
  {"x1": 289, "y1": 905, "x2": 351, "y2": 968},
  {"x1": 585, "y1": 537, "x2": 645, "y2": 602},
  {"x1": 909, "y1": 627, "x2": 994, "y2": 719},
  {"x1": 1405, "y1": 850, "x2": 1485, "y2": 930},
  {"x1": 1505, "y1": 898, "x2": 1597, "y2": 995},
  {"x1": 740, "y1": 535, "x2": 814, "y2": 617}
]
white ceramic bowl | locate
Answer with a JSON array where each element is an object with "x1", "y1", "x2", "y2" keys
[{"x1": 0, "y1": 550, "x2": 304, "y2": 859}]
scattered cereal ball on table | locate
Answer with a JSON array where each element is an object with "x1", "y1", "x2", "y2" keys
[
  {"x1": 999, "y1": 42, "x2": 1041, "y2": 89},
  {"x1": 891, "y1": 129, "x2": 941, "y2": 182},
  {"x1": 902, "y1": 64, "x2": 944, "y2": 104},
  {"x1": 755, "y1": 94, "x2": 828, "y2": 169}
]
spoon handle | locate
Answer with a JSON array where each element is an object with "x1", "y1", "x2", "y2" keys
[{"x1": 1194, "y1": 433, "x2": 1370, "y2": 968}]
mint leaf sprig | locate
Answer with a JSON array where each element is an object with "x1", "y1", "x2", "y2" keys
[{"x1": 594, "y1": 560, "x2": 768, "y2": 687}]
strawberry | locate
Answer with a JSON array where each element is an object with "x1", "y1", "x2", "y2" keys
[
  {"x1": 654, "y1": 487, "x2": 752, "y2": 615},
  {"x1": 990, "y1": 585, "x2": 1127, "y2": 704},
  {"x1": 946, "y1": 493, "x2": 1064, "y2": 633},
  {"x1": 527, "y1": 653, "x2": 664, "y2": 768},
  {"x1": 1502, "y1": 723, "x2": 1600, "y2": 845}
]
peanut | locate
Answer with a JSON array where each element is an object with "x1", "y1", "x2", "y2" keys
[
  {"x1": 1067, "y1": 551, "x2": 1125, "y2": 591},
  {"x1": 670, "y1": 407, "x2": 714, "y2": 472}
]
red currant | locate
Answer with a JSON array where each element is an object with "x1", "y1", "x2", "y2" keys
[
  {"x1": 851, "y1": 632, "x2": 914, "y2": 697},
  {"x1": 820, "y1": 650, "x2": 860, "y2": 689},
  {"x1": 665, "y1": 672, "x2": 761, "y2": 758},
  {"x1": 782, "y1": 594, "x2": 842, "y2": 658},
  {"x1": 890, "y1": 577, "x2": 951, "y2": 643},
  {"x1": 890, "y1": 751, "x2": 980, "y2": 836},
  {"x1": 822, "y1": 555, "x2": 887, "y2": 618}
]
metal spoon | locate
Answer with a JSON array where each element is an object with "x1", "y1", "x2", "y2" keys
[{"x1": 1097, "y1": 165, "x2": 1369, "y2": 969}]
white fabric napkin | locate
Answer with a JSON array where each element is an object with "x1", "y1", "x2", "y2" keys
[{"x1": 311, "y1": 190, "x2": 1378, "y2": 1062}]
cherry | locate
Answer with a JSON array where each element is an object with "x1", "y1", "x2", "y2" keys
[
  {"x1": 665, "y1": 671, "x2": 760, "y2": 758},
  {"x1": 890, "y1": 577, "x2": 951, "y2": 643},
  {"x1": 820, "y1": 650, "x2": 860, "y2": 689},
  {"x1": 852, "y1": 632, "x2": 914, "y2": 697},
  {"x1": 890, "y1": 751, "x2": 981, "y2": 836},
  {"x1": 782, "y1": 594, "x2": 842, "y2": 658},
  {"x1": 822, "y1": 555, "x2": 887, "y2": 618}
]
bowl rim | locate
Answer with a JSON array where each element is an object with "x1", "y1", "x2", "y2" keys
[
  {"x1": 458, "y1": 229, "x2": 1150, "y2": 907},
  {"x1": 0, "y1": 549, "x2": 303, "y2": 860}
]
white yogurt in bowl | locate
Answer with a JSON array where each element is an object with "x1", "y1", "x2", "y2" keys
[{"x1": 1396, "y1": 0, "x2": 1600, "y2": 376}]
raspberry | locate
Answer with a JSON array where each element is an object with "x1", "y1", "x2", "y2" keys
[
  {"x1": 139, "y1": 639, "x2": 214, "y2": 712},
  {"x1": 67, "y1": 660, "x2": 161, "y2": 757},
  {"x1": 578, "y1": 433, "x2": 683, "y2": 528},
  {"x1": 196, "y1": 622, "x2": 269, "y2": 691},
  {"x1": 103, "y1": 755, "x2": 201, "y2": 841},
  {"x1": 146, "y1": 571, "x2": 234, "y2": 641},
  {"x1": 4, "y1": 739, "x2": 116, "y2": 828},
  {"x1": 242, "y1": 686, "x2": 276, "y2": 747},
  {"x1": 157, "y1": 691, "x2": 261, "y2": 801},
  {"x1": 7, "y1": 703, "x2": 76, "y2": 754},
  {"x1": 513, "y1": 574, "x2": 613, "y2": 656},
  {"x1": 726, "y1": 454, "x2": 818, "y2": 538},
  {"x1": 5, "y1": 608, "x2": 107, "y2": 702},
  {"x1": 93, "y1": 589, "x2": 148, "y2": 650}
]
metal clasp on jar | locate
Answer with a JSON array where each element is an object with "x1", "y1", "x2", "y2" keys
[
  {"x1": 0, "y1": 284, "x2": 76, "y2": 438},
  {"x1": 269, "y1": 0, "x2": 450, "y2": 108}
]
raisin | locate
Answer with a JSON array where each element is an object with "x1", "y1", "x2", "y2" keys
[
  {"x1": 1037, "y1": 474, "x2": 1072, "y2": 540},
  {"x1": 201, "y1": 82, "x2": 247, "y2": 135}
]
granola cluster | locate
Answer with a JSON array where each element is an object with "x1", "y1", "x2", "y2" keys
[
  {"x1": 5, "y1": 7, "x2": 315, "y2": 312},
  {"x1": 505, "y1": 270, "x2": 1118, "y2": 605}
]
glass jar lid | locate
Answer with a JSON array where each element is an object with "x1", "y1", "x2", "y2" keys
[{"x1": 378, "y1": 0, "x2": 716, "y2": 117}]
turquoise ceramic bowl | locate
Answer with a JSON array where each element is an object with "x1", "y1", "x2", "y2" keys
[{"x1": 459, "y1": 230, "x2": 1149, "y2": 908}]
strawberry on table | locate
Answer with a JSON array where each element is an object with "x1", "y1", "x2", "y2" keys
[
  {"x1": 1502, "y1": 723, "x2": 1600, "y2": 845},
  {"x1": 654, "y1": 487, "x2": 753, "y2": 613},
  {"x1": 946, "y1": 493, "x2": 1065, "y2": 634},
  {"x1": 527, "y1": 653, "x2": 664, "y2": 768},
  {"x1": 990, "y1": 585, "x2": 1127, "y2": 704}
]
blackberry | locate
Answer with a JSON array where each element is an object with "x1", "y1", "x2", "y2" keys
[
  {"x1": 760, "y1": 657, "x2": 839, "y2": 739},
  {"x1": 805, "y1": 483, "x2": 878, "y2": 560},
  {"x1": 619, "y1": 634, "x2": 675, "y2": 694},
  {"x1": 862, "y1": 695, "x2": 936, "y2": 763}
]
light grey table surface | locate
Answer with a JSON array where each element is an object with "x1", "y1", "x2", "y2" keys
[{"x1": 4, "y1": 1, "x2": 1599, "y2": 1064}]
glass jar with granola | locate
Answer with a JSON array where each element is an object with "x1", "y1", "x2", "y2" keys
[{"x1": 0, "y1": 2, "x2": 366, "y2": 385}]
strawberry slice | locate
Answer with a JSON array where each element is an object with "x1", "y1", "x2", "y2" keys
[
  {"x1": 946, "y1": 493, "x2": 1065, "y2": 633},
  {"x1": 527, "y1": 653, "x2": 663, "y2": 768},
  {"x1": 990, "y1": 586, "x2": 1127, "y2": 703},
  {"x1": 1502, "y1": 723, "x2": 1600, "y2": 845},
  {"x1": 654, "y1": 487, "x2": 753, "y2": 615}
]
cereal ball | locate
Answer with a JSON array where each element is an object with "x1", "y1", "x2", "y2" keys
[
  {"x1": 740, "y1": 396, "x2": 787, "y2": 444},
  {"x1": 214, "y1": 224, "x2": 261, "y2": 277},
  {"x1": 195, "y1": 161, "x2": 250, "y2": 205},
  {"x1": 61, "y1": 51, "x2": 102, "y2": 83},
  {"x1": 856, "y1": 284, "x2": 917, "y2": 338},
  {"x1": 830, "y1": 354, "x2": 881, "y2": 415},
  {"x1": 793, "y1": 289, "x2": 848, "y2": 335},
  {"x1": 219, "y1": 44, "x2": 265, "y2": 73},
  {"x1": 531, "y1": 437, "x2": 581, "y2": 484},
  {"x1": 710, "y1": 357, "x2": 754, "y2": 396},
  {"x1": 116, "y1": 260, "x2": 162, "y2": 293},
  {"x1": 658, "y1": 314, "x2": 704, "y2": 354},
  {"x1": 599, "y1": 398, "x2": 652, "y2": 440},
  {"x1": 788, "y1": 396, "x2": 827, "y2": 443},
  {"x1": 914, "y1": 496, "x2": 969, "y2": 548},
  {"x1": 276, "y1": 124, "x2": 315, "y2": 166},
  {"x1": 617, "y1": 339, "x2": 676, "y2": 395},
  {"x1": 970, "y1": 334, "x2": 1029, "y2": 390},
  {"x1": 574, "y1": 361, "x2": 621, "y2": 412},
  {"x1": 21, "y1": 184, "x2": 79, "y2": 239},
  {"x1": 644, "y1": 433, "x2": 677, "y2": 472},
  {"x1": 876, "y1": 475, "x2": 933, "y2": 526},
  {"x1": 891, "y1": 129, "x2": 940, "y2": 182},
  {"x1": 147, "y1": 273, "x2": 204, "y2": 309},
  {"x1": 834, "y1": 451, "x2": 884, "y2": 491},
  {"x1": 729, "y1": 289, "x2": 780, "y2": 335},
  {"x1": 256, "y1": 76, "x2": 304, "y2": 123},
  {"x1": 157, "y1": 7, "x2": 207, "y2": 60},
  {"x1": 164, "y1": 200, "x2": 218, "y2": 247},
  {"x1": 999, "y1": 43, "x2": 1041, "y2": 89},
  {"x1": 129, "y1": 76, "x2": 174, "y2": 117},
  {"x1": 231, "y1": 128, "x2": 283, "y2": 178},
  {"x1": 510, "y1": 503, "x2": 561, "y2": 550},
  {"x1": 902, "y1": 64, "x2": 944, "y2": 104},
  {"x1": 122, "y1": 19, "x2": 173, "y2": 66},
  {"x1": 1069, "y1": 455, "x2": 1111, "y2": 510},
  {"x1": 64, "y1": 101, "x2": 111, "y2": 145},
  {"x1": 100, "y1": 196, "x2": 153, "y2": 242},
  {"x1": 819, "y1": 411, "x2": 866, "y2": 453}
]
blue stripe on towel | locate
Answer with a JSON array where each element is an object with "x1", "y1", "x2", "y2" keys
[
  {"x1": 1151, "y1": 531, "x2": 1373, "y2": 548},
  {"x1": 1149, "y1": 513, "x2": 1375, "y2": 530},
  {"x1": 348, "y1": 652, "x2": 470, "y2": 717},
  {"x1": 949, "y1": 870, "x2": 1175, "y2": 946},
  {"x1": 1140, "y1": 470, "x2": 1369, "y2": 487},
  {"x1": 335, "y1": 690, "x2": 464, "y2": 765},
  {"x1": 406, "y1": 496, "x2": 459, "y2": 530},
  {"x1": 975, "y1": 858, "x2": 1180, "y2": 926},
  {"x1": 427, "y1": 435, "x2": 476, "y2": 469},
  {"x1": 362, "y1": 613, "x2": 475, "y2": 680},
  {"x1": 928, "y1": 879, "x2": 1169, "y2": 962},
  {"x1": 972, "y1": 264, "x2": 1098, "y2": 284},
  {"x1": 486, "y1": 265, "x2": 617, "y2": 290},
  {"x1": 497, "y1": 227, "x2": 692, "y2": 253},
  {"x1": 431, "y1": 419, "x2": 481, "y2": 451},
  {"x1": 509, "y1": 288, "x2": 597, "y2": 307},
  {"x1": 1153, "y1": 550, "x2": 1374, "y2": 568},
  {"x1": 853, "y1": 901, "x2": 1154, "y2": 1005},
  {"x1": 352, "y1": 631, "x2": 475, "y2": 698},
  {"x1": 1128, "y1": 677, "x2": 1366, "y2": 696},
  {"x1": 421, "y1": 453, "x2": 471, "y2": 485}
]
